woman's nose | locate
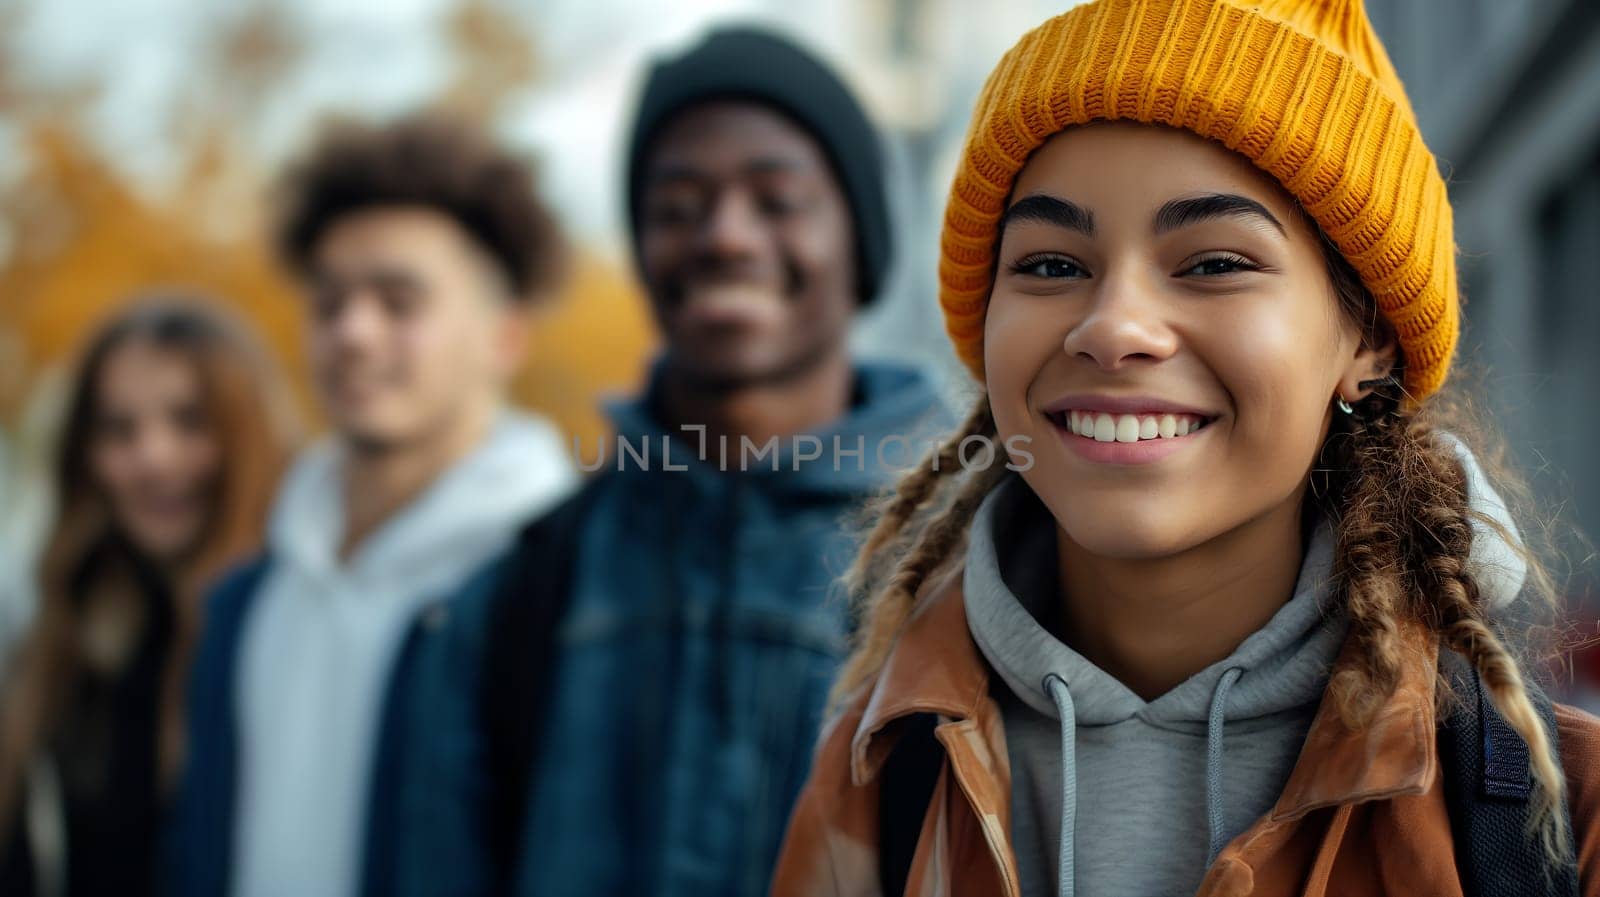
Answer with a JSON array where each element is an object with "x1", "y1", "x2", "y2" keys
[{"x1": 1060, "y1": 274, "x2": 1179, "y2": 370}]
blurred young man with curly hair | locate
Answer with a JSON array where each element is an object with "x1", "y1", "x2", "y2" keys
[{"x1": 166, "y1": 115, "x2": 576, "y2": 897}]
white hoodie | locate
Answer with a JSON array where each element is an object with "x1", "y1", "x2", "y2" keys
[{"x1": 230, "y1": 411, "x2": 576, "y2": 897}]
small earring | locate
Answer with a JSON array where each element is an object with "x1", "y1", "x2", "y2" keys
[{"x1": 1335, "y1": 395, "x2": 1355, "y2": 415}]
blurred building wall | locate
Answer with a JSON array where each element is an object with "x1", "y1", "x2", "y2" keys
[{"x1": 1368, "y1": 0, "x2": 1600, "y2": 608}]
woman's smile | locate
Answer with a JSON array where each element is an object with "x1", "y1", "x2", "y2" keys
[{"x1": 1039, "y1": 392, "x2": 1220, "y2": 464}]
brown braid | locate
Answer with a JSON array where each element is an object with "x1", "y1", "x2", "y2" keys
[
  {"x1": 1317, "y1": 401, "x2": 1570, "y2": 862},
  {"x1": 831, "y1": 396, "x2": 1004, "y2": 706},
  {"x1": 841, "y1": 399, "x2": 995, "y2": 599},
  {"x1": 1313, "y1": 225, "x2": 1571, "y2": 861}
]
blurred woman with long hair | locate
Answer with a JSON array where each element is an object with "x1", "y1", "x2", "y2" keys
[{"x1": 0, "y1": 297, "x2": 297, "y2": 897}]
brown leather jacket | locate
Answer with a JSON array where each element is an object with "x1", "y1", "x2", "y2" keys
[{"x1": 771, "y1": 568, "x2": 1600, "y2": 896}]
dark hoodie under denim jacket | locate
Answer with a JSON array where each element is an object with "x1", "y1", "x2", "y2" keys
[{"x1": 386, "y1": 360, "x2": 952, "y2": 897}]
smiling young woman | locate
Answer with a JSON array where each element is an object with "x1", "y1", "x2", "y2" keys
[
  {"x1": 0, "y1": 298, "x2": 296, "y2": 897},
  {"x1": 770, "y1": 1, "x2": 1600, "y2": 896}
]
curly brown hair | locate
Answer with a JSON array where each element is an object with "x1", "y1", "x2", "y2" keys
[
  {"x1": 832, "y1": 230, "x2": 1574, "y2": 862},
  {"x1": 277, "y1": 113, "x2": 567, "y2": 301}
]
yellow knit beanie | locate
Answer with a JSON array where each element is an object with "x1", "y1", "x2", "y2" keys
[{"x1": 940, "y1": 0, "x2": 1457, "y2": 401}]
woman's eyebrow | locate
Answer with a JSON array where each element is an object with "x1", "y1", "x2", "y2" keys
[
  {"x1": 999, "y1": 194, "x2": 1095, "y2": 236},
  {"x1": 1153, "y1": 193, "x2": 1285, "y2": 236}
]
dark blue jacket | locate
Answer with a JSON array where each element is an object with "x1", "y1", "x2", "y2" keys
[
  {"x1": 391, "y1": 361, "x2": 952, "y2": 897},
  {"x1": 163, "y1": 555, "x2": 508, "y2": 897}
]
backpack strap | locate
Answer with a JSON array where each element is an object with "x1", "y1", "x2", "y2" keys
[
  {"x1": 877, "y1": 713, "x2": 945, "y2": 897},
  {"x1": 1439, "y1": 649, "x2": 1579, "y2": 897},
  {"x1": 478, "y1": 478, "x2": 604, "y2": 883}
]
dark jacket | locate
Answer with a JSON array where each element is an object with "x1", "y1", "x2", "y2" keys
[
  {"x1": 3, "y1": 552, "x2": 173, "y2": 897},
  {"x1": 390, "y1": 361, "x2": 952, "y2": 897}
]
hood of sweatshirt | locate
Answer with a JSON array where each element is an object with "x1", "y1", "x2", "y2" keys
[
  {"x1": 601, "y1": 358, "x2": 952, "y2": 497},
  {"x1": 267, "y1": 410, "x2": 577, "y2": 598},
  {"x1": 963, "y1": 438, "x2": 1530, "y2": 895}
]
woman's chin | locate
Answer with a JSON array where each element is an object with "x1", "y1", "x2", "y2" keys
[{"x1": 1053, "y1": 507, "x2": 1207, "y2": 562}]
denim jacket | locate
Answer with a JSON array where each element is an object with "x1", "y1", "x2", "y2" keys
[{"x1": 393, "y1": 361, "x2": 951, "y2": 897}]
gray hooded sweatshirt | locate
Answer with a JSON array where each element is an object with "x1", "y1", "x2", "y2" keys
[{"x1": 964, "y1": 437, "x2": 1526, "y2": 897}]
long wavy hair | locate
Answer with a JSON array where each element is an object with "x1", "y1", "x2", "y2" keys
[
  {"x1": 831, "y1": 227, "x2": 1574, "y2": 862},
  {"x1": 0, "y1": 296, "x2": 297, "y2": 842}
]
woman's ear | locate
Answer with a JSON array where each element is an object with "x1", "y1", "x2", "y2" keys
[{"x1": 1337, "y1": 324, "x2": 1399, "y2": 404}]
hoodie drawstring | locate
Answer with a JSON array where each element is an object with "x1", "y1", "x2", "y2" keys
[
  {"x1": 1046, "y1": 664, "x2": 1244, "y2": 895},
  {"x1": 1043, "y1": 674, "x2": 1076, "y2": 897},
  {"x1": 1205, "y1": 666, "x2": 1244, "y2": 864}
]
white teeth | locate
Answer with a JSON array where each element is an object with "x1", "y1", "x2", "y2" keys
[
  {"x1": 1093, "y1": 414, "x2": 1116, "y2": 442},
  {"x1": 1064, "y1": 410, "x2": 1209, "y2": 442}
]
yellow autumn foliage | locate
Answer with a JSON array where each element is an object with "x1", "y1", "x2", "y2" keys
[{"x1": 0, "y1": 0, "x2": 658, "y2": 452}]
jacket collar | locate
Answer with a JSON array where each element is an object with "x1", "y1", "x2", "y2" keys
[
  {"x1": 1270, "y1": 617, "x2": 1441, "y2": 819},
  {"x1": 850, "y1": 566, "x2": 989, "y2": 786},
  {"x1": 850, "y1": 570, "x2": 1441, "y2": 813}
]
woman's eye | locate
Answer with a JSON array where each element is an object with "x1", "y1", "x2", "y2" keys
[
  {"x1": 1012, "y1": 255, "x2": 1086, "y2": 279},
  {"x1": 1182, "y1": 254, "x2": 1258, "y2": 277}
]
